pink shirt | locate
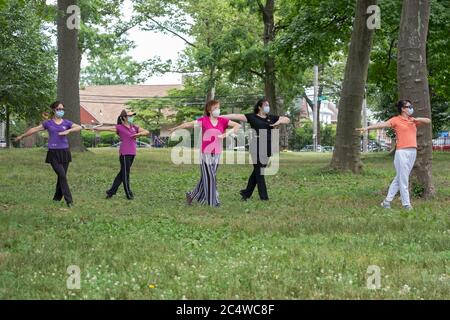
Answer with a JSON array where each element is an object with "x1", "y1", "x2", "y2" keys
[
  {"x1": 197, "y1": 116, "x2": 229, "y2": 154},
  {"x1": 115, "y1": 124, "x2": 139, "y2": 155}
]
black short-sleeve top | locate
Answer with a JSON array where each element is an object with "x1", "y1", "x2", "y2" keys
[{"x1": 245, "y1": 113, "x2": 280, "y2": 159}]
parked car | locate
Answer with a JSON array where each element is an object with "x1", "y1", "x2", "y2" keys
[
  {"x1": 321, "y1": 146, "x2": 334, "y2": 152},
  {"x1": 0, "y1": 139, "x2": 6, "y2": 148},
  {"x1": 300, "y1": 145, "x2": 322, "y2": 152}
]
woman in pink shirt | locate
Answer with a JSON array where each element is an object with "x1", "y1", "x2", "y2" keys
[
  {"x1": 169, "y1": 100, "x2": 241, "y2": 207},
  {"x1": 94, "y1": 109, "x2": 149, "y2": 200}
]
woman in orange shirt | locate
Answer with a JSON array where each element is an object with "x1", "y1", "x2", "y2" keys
[{"x1": 357, "y1": 100, "x2": 431, "y2": 210}]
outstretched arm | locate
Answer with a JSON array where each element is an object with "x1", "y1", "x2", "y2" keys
[
  {"x1": 271, "y1": 116, "x2": 290, "y2": 127},
  {"x1": 58, "y1": 123, "x2": 82, "y2": 136},
  {"x1": 221, "y1": 114, "x2": 248, "y2": 122},
  {"x1": 168, "y1": 120, "x2": 197, "y2": 134},
  {"x1": 414, "y1": 117, "x2": 431, "y2": 125},
  {"x1": 15, "y1": 124, "x2": 45, "y2": 142},
  {"x1": 93, "y1": 125, "x2": 116, "y2": 132},
  {"x1": 356, "y1": 121, "x2": 391, "y2": 133}
]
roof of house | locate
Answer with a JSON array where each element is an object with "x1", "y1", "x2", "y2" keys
[{"x1": 79, "y1": 84, "x2": 183, "y2": 125}]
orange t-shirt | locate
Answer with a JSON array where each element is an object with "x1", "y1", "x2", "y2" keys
[{"x1": 388, "y1": 115, "x2": 421, "y2": 149}]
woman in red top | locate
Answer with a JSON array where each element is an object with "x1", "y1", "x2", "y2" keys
[
  {"x1": 169, "y1": 100, "x2": 240, "y2": 207},
  {"x1": 94, "y1": 109, "x2": 149, "y2": 200},
  {"x1": 357, "y1": 100, "x2": 431, "y2": 210}
]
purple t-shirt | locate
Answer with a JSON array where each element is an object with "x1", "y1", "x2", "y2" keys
[
  {"x1": 116, "y1": 124, "x2": 140, "y2": 155},
  {"x1": 43, "y1": 119, "x2": 73, "y2": 149}
]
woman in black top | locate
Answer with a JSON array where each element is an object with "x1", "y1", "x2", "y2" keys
[{"x1": 223, "y1": 98, "x2": 290, "y2": 200}]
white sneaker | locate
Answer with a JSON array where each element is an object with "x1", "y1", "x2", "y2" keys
[{"x1": 380, "y1": 200, "x2": 391, "y2": 209}]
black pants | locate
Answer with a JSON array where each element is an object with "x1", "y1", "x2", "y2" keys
[
  {"x1": 241, "y1": 161, "x2": 269, "y2": 200},
  {"x1": 107, "y1": 155, "x2": 135, "y2": 199},
  {"x1": 50, "y1": 161, "x2": 73, "y2": 204}
]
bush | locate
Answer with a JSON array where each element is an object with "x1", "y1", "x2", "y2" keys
[
  {"x1": 81, "y1": 130, "x2": 120, "y2": 147},
  {"x1": 82, "y1": 131, "x2": 96, "y2": 148},
  {"x1": 289, "y1": 121, "x2": 313, "y2": 150},
  {"x1": 99, "y1": 131, "x2": 119, "y2": 145},
  {"x1": 289, "y1": 121, "x2": 336, "y2": 150}
]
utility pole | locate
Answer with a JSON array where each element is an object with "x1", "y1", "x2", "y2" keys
[
  {"x1": 362, "y1": 85, "x2": 368, "y2": 152},
  {"x1": 313, "y1": 65, "x2": 319, "y2": 152}
]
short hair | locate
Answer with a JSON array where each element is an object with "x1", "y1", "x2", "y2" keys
[
  {"x1": 204, "y1": 100, "x2": 220, "y2": 116},
  {"x1": 396, "y1": 99, "x2": 412, "y2": 114},
  {"x1": 254, "y1": 98, "x2": 268, "y2": 114}
]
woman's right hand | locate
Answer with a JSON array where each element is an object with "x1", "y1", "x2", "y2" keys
[{"x1": 15, "y1": 135, "x2": 23, "y2": 142}]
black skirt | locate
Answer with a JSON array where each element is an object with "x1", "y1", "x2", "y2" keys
[{"x1": 45, "y1": 148, "x2": 72, "y2": 164}]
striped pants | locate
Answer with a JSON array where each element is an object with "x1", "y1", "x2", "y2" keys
[{"x1": 188, "y1": 153, "x2": 221, "y2": 207}]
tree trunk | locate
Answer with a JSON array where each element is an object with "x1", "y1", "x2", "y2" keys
[
  {"x1": 262, "y1": 0, "x2": 277, "y2": 113},
  {"x1": 205, "y1": 65, "x2": 216, "y2": 102},
  {"x1": 330, "y1": 0, "x2": 377, "y2": 173},
  {"x1": 260, "y1": 0, "x2": 287, "y2": 149},
  {"x1": 397, "y1": 0, "x2": 434, "y2": 197},
  {"x1": 57, "y1": 0, "x2": 85, "y2": 151},
  {"x1": 5, "y1": 104, "x2": 10, "y2": 148}
]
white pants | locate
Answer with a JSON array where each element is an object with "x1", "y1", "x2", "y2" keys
[{"x1": 385, "y1": 148, "x2": 417, "y2": 206}]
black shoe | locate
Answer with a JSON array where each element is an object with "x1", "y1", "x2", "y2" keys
[
  {"x1": 239, "y1": 190, "x2": 249, "y2": 201},
  {"x1": 186, "y1": 192, "x2": 193, "y2": 205},
  {"x1": 106, "y1": 192, "x2": 113, "y2": 199},
  {"x1": 66, "y1": 202, "x2": 74, "y2": 208},
  {"x1": 127, "y1": 195, "x2": 134, "y2": 200}
]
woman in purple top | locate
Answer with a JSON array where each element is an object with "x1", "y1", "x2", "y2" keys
[
  {"x1": 94, "y1": 109, "x2": 149, "y2": 200},
  {"x1": 15, "y1": 101, "x2": 82, "y2": 208}
]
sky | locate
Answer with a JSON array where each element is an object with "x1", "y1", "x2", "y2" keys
[
  {"x1": 46, "y1": 0, "x2": 188, "y2": 85},
  {"x1": 122, "y1": 0, "x2": 187, "y2": 85}
]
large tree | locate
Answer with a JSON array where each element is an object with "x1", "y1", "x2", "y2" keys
[
  {"x1": 57, "y1": 0, "x2": 84, "y2": 151},
  {"x1": 0, "y1": 0, "x2": 56, "y2": 147},
  {"x1": 397, "y1": 0, "x2": 434, "y2": 197},
  {"x1": 330, "y1": 0, "x2": 377, "y2": 173}
]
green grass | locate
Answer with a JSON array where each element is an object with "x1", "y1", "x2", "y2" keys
[{"x1": 0, "y1": 148, "x2": 449, "y2": 299}]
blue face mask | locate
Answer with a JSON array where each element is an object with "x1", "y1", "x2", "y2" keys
[
  {"x1": 263, "y1": 105, "x2": 270, "y2": 114},
  {"x1": 55, "y1": 110, "x2": 65, "y2": 118},
  {"x1": 127, "y1": 116, "x2": 134, "y2": 123},
  {"x1": 406, "y1": 107, "x2": 414, "y2": 116}
]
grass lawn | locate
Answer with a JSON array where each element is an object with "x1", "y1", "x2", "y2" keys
[{"x1": 0, "y1": 148, "x2": 449, "y2": 299}]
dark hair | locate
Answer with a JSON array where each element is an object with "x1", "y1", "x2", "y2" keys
[
  {"x1": 50, "y1": 101, "x2": 63, "y2": 111},
  {"x1": 396, "y1": 99, "x2": 412, "y2": 114},
  {"x1": 204, "y1": 100, "x2": 220, "y2": 116},
  {"x1": 117, "y1": 109, "x2": 127, "y2": 125},
  {"x1": 254, "y1": 98, "x2": 268, "y2": 114}
]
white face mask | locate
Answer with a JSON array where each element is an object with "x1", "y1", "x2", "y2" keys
[
  {"x1": 263, "y1": 105, "x2": 270, "y2": 114},
  {"x1": 406, "y1": 107, "x2": 414, "y2": 116},
  {"x1": 211, "y1": 109, "x2": 220, "y2": 117}
]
